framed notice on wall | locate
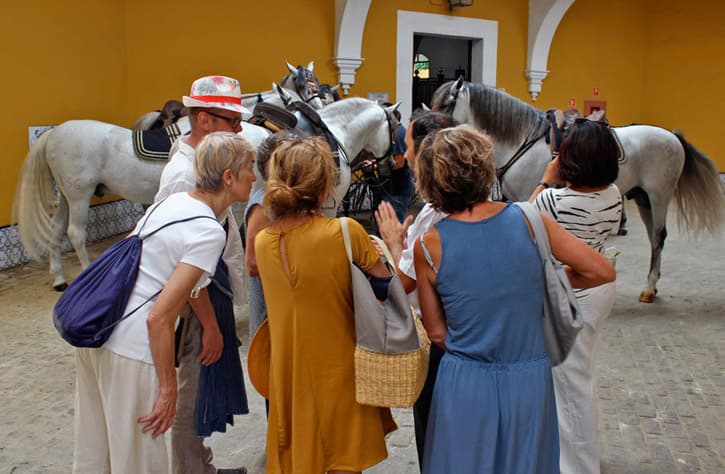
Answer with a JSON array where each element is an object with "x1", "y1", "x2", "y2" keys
[
  {"x1": 583, "y1": 101, "x2": 606, "y2": 117},
  {"x1": 28, "y1": 126, "x2": 54, "y2": 148}
]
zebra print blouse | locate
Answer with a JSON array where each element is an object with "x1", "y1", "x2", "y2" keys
[{"x1": 532, "y1": 184, "x2": 623, "y2": 254}]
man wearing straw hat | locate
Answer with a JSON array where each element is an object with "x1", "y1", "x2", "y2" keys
[{"x1": 154, "y1": 75, "x2": 250, "y2": 474}]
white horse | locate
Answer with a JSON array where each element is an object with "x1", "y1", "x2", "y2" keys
[
  {"x1": 241, "y1": 61, "x2": 324, "y2": 112},
  {"x1": 431, "y1": 78, "x2": 725, "y2": 302},
  {"x1": 13, "y1": 98, "x2": 397, "y2": 290}
]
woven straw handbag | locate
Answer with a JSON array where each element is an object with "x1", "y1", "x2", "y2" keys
[{"x1": 340, "y1": 218, "x2": 430, "y2": 408}]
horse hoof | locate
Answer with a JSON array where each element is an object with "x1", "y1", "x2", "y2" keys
[
  {"x1": 53, "y1": 283, "x2": 68, "y2": 292},
  {"x1": 639, "y1": 290, "x2": 656, "y2": 303},
  {"x1": 617, "y1": 228, "x2": 628, "y2": 236}
]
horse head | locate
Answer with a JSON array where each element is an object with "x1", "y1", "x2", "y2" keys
[
  {"x1": 317, "y1": 98, "x2": 398, "y2": 162},
  {"x1": 430, "y1": 77, "x2": 473, "y2": 125},
  {"x1": 282, "y1": 60, "x2": 323, "y2": 109},
  {"x1": 160, "y1": 100, "x2": 188, "y2": 128},
  {"x1": 319, "y1": 83, "x2": 342, "y2": 106}
]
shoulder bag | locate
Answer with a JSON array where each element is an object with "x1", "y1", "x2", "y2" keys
[
  {"x1": 514, "y1": 202, "x2": 583, "y2": 366},
  {"x1": 340, "y1": 217, "x2": 430, "y2": 407}
]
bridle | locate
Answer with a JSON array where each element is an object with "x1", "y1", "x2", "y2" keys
[
  {"x1": 438, "y1": 81, "x2": 551, "y2": 183},
  {"x1": 371, "y1": 104, "x2": 397, "y2": 161},
  {"x1": 295, "y1": 70, "x2": 322, "y2": 104}
]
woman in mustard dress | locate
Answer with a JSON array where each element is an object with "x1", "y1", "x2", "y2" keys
[{"x1": 255, "y1": 136, "x2": 396, "y2": 473}]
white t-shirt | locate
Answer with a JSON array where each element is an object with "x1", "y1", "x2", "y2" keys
[
  {"x1": 104, "y1": 193, "x2": 226, "y2": 364},
  {"x1": 155, "y1": 138, "x2": 246, "y2": 305},
  {"x1": 398, "y1": 202, "x2": 448, "y2": 312}
]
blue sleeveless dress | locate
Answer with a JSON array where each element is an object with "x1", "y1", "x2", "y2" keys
[{"x1": 422, "y1": 203, "x2": 559, "y2": 474}]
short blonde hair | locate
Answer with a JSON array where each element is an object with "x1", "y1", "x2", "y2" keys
[
  {"x1": 264, "y1": 136, "x2": 338, "y2": 219},
  {"x1": 414, "y1": 125, "x2": 495, "y2": 214},
  {"x1": 194, "y1": 132, "x2": 256, "y2": 192}
]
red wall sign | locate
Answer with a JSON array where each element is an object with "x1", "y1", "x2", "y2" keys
[
  {"x1": 569, "y1": 98, "x2": 576, "y2": 108},
  {"x1": 593, "y1": 87, "x2": 600, "y2": 97}
]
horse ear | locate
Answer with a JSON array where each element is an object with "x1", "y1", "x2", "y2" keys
[
  {"x1": 385, "y1": 102, "x2": 402, "y2": 114},
  {"x1": 453, "y1": 76, "x2": 465, "y2": 91},
  {"x1": 307, "y1": 61, "x2": 314, "y2": 71},
  {"x1": 331, "y1": 83, "x2": 342, "y2": 93},
  {"x1": 421, "y1": 103, "x2": 431, "y2": 111},
  {"x1": 274, "y1": 82, "x2": 292, "y2": 100},
  {"x1": 286, "y1": 61, "x2": 298, "y2": 77}
]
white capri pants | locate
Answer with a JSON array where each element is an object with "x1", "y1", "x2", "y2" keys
[
  {"x1": 553, "y1": 281, "x2": 616, "y2": 474},
  {"x1": 73, "y1": 347, "x2": 167, "y2": 474}
]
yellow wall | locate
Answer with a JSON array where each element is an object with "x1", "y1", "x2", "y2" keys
[
  {"x1": 122, "y1": 0, "x2": 338, "y2": 126},
  {"x1": 540, "y1": 0, "x2": 648, "y2": 126},
  {"x1": 1, "y1": 0, "x2": 127, "y2": 225},
  {"x1": 641, "y1": 1, "x2": 725, "y2": 169},
  {"x1": 2, "y1": 0, "x2": 722, "y2": 226}
]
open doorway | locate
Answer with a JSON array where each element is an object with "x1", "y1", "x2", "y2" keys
[
  {"x1": 412, "y1": 35, "x2": 472, "y2": 110},
  {"x1": 396, "y1": 11, "x2": 498, "y2": 125}
]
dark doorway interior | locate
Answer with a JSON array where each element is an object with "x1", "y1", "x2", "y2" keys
[{"x1": 412, "y1": 35, "x2": 472, "y2": 110}]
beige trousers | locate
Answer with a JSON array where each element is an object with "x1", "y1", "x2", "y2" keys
[
  {"x1": 72, "y1": 347, "x2": 167, "y2": 474},
  {"x1": 172, "y1": 314, "x2": 217, "y2": 474}
]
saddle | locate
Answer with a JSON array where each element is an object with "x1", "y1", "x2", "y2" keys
[
  {"x1": 248, "y1": 102, "x2": 298, "y2": 132},
  {"x1": 132, "y1": 123, "x2": 184, "y2": 161},
  {"x1": 249, "y1": 101, "x2": 343, "y2": 166}
]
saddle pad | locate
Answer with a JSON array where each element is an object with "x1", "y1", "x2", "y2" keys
[{"x1": 132, "y1": 123, "x2": 183, "y2": 161}]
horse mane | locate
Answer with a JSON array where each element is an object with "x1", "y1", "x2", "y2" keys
[
  {"x1": 433, "y1": 81, "x2": 548, "y2": 145},
  {"x1": 318, "y1": 97, "x2": 376, "y2": 126}
]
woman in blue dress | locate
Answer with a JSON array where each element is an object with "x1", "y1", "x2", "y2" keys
[{"x1": 412, "y1": 125, "x2": 616, "y2": 473}]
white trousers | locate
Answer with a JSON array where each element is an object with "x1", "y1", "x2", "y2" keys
[
  {"x1": 73, "y1": 347, "x2": 167, "y2": 474},
  {"x1": 553, "y1": 281, "x2": 616, "y2": 474}
]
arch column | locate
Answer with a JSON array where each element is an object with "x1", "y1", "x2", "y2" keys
[
  {"x1": 526, "y1": 0, "x2": 575, "y2": 101},
  {"x1": 333, "y1": 0, "x2": 372, "y2": 95}
]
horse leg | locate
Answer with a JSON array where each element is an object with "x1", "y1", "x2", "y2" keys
[
  {"x1": 66, "y1": 197, "x2": 93, "y2": 276},
  {"x1": 632, "y1": 192, "x2": 668, "y2": 303},
  {"x1": 49, "y1": 194, "x2": 70, "y2": 291}
]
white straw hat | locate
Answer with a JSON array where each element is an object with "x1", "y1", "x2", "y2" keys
[{"x1": 182, "y1": 75, "x2": 250, "y2": 114}]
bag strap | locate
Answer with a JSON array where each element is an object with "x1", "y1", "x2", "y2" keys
[
  {"x1": 93, "y1": 288, "x2": 163, "y2": 342},
  {"x1": 136, "y1": 198, "x2": 167, "y2": 234},
  {"x1": 140, "y1": 215, "x2": 219, "y2": 240},
  {"x1": 93, "y1": 212, "x2": 220, "y2": 343},
  {"x1": 418, "y1": 234, "x2": 438, "y2": 274},
  {"x1": 339, "y1": 217, "x2": 353, "y2": 262},
  {"x1": 514, "y1": 201, "x2": 550, "y2": 263}
]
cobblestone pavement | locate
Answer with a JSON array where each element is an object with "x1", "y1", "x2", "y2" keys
[{"x1": 1, "y1": 201, "x2": 723, "y2": 473}]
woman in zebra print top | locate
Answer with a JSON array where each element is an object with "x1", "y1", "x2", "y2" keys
[{"x1": 529, "y1": 118, "x2": 622, "y2": 474}]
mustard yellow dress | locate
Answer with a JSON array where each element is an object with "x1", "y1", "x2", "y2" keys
[{"x1": 255, "y1": 216, "x2": 396, "y2": 473}]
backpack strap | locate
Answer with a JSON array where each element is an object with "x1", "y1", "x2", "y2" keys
[
  {"x1": 140, "y1": 215, "x2": 219, "y2": 240},
  {"x1": 93, "y1": 212, "x2": 221, "y2": 342},
  {"x1": 93, "y1": 288, "x2": 163, "y2": 342}
]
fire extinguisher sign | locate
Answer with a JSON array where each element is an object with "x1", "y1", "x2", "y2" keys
[{"x1": 569, "y1": 98, "x2": 576, "y2": 108}]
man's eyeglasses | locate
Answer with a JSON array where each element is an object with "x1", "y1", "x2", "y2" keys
[{"x1": 204, "y1": 110, "x2": 243, "y2": 128}]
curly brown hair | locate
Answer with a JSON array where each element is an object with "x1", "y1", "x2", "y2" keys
[
  {"x1": 414, "y1": 125, "x2": 495, "y2": 214},
  {"x1": 264, "y1": 136, "x2": 339, "y2": 219}
]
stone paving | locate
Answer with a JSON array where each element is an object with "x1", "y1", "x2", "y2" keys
[{"x1": 1, "y1": 200, "x2": 724, "y2": 473}]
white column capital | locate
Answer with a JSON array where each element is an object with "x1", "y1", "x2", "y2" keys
[
  {"x1": 332, "y1": 57, "x2": 365, "y2": 96},
  {"x1": 525, "y1": 69, "x2": 549, "y2": 102}
]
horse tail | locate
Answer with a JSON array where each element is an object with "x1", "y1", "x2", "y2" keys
[
  {"x1": 672, "y1": 130, "x2": 725, "y2": 236},
  {"x1": 12, "y1": 129, "x2": 61, "y2": 259}
]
